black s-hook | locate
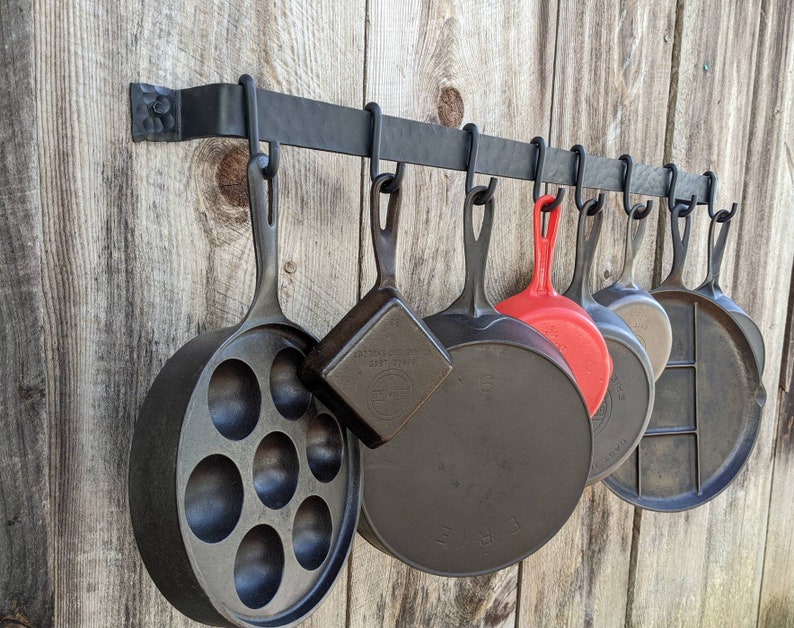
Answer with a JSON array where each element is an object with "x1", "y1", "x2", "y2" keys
[
  {"x1": 239, "y1": 74, "x2": 280, "y2": 178},
  {"x1": 364, "y1": 101, "x2": 406, "y2": 194},
  {"x1": 463, "y1": 122, "x2": 498, "y2": 205},
  {"x1": 531, "y1": 137, "x2": 565, "y2": 211},
  {"x1": 664, "y1": 163, "x2": 698, "y2": 218},
  {"x1": 571, "y1": 144, "x2": 605, "y2": 215},
  {"x1": 704, "y1": 171, "x2": 739, "y2": 222},
  {"x1": 619, "y1": 154, "x2": 653, "y2": 220}
]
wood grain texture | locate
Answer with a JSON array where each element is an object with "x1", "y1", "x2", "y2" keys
[
  {"x1": 33, "y1": 1, "x2": 364, "y2": 625},
  {"x1": 1, "y1": 1, "x2": 791, "y2": 626},
  {"x1": 629, "y1": 1, "x2": 794, "y2": 626},
  {"x1": 348, "y1": 1, "x2": 559, "y2": 626},
  {"x1": 515, "y1": 3, "x2": 676, "y2": 626},
  {"x1": 0, "y1": 1, "x2": 52, "y2": 626},
  {"x1": 753, "y1": 0, "x2": 794, "y2": 623}
]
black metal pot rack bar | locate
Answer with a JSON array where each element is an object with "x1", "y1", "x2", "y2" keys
[{"x1": 130, "y1": 82, "x2": 712, "y2": 202}]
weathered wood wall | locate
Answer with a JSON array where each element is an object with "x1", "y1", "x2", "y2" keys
[{"x1": 1, "y1": 0, "x2": 792, "y2": 626}]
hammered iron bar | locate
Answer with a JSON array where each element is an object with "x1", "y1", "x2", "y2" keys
[{"x1": 129, "y1": 76, "x2": 360, "y2": 628}]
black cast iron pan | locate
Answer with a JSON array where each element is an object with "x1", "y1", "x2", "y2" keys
[
  {"x1": 696, "y1": 208, "x2": 765, "y2": 374},
  {"x1": 604, "y1": 205, "x2": 765, "y2": 511},
  {"x1": 359, "y1": 186, "x2": 592, "y2": 576},
  {"x1": 301, "y1": 174, "x2": 451, "y2": 448},
  {"x1": 129, "y1": 76, "x2": 360, "y2": 627},
  {"x1": 594, "y1": 206, "x2": 672, "y2": 381},
  {"x1": 563, "y1": 202, "x2": 655, "y2": 485}
]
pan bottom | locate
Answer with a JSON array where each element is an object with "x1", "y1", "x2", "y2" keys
[{"x1": 360, "y1": 341, "x2": 591, "y2": 576}]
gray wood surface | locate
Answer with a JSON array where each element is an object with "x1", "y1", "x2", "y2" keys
[
  {"x1": 0, "y1": 1, "x2": 792, "y2": 626},
  {"x1": 0, "y1": 1, "x2": 52, "y2": 626}
]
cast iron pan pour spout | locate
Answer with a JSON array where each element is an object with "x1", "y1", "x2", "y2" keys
[
  {"x1": 358, "y1": 186, "x2": 592, "y2": 577},
  {"x1": 128, "y1": 74, "x2": 360, "y2": 628}
]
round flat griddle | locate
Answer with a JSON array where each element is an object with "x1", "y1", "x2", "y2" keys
[{"x1": 604, "y1": 206, "x2": 765, "y2": 511}]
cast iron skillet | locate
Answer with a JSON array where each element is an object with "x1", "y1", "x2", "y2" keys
[
  {"x1": 497, "y1": 195, "x2": 612, "y2": 415},
  {"x1": 128, "y1": 76, "x2": 360, "y2": 627},
  {"x1": 301, "y1": 174, "x2": 452, "y2": 448},
  {"x1": 359, "y1": 186, "x2": 592, "y2": 576},
  {"x1": 563, "y1": 202, "x2": 655, "y2": 485},
  {"x1": 604, "y1": 205, "x2": 765, "y2": 511},
  {"x1": 594, "y1": 206, "x2": 672, "y2": 380},
  {"x1": 696, "y1": 208, "x2": 765, "y2": 374}
]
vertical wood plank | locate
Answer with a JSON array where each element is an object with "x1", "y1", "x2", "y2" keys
[
  {"x1": 516, "y1": 4, "x2": 677, "y2": 626},
  {"x1": 0, "y1": 1, "x2": 52, "y2": 626},
  {"x1": 628, "y1": 1, "x2": 794, "y2": 625},
  {"x1": 34, "y1": 1, "x2": 364, "y2": 625},
  {"x1": 348, "y1": 1, "x2": 558, "y2": 626},
  {"x1": 753, "y1": 0, "x2": 794, "y2": 623}
]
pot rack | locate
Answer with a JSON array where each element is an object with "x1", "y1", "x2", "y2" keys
[{"x1": 130, "y1": 81, "x2": 726, "y2": 206}]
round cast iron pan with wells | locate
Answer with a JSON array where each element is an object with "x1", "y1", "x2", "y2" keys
[{"x1": 129, "y1": 76, "x2": 360, "y2": 628}]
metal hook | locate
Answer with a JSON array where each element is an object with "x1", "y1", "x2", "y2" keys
[
  {"x1": 664, "y1": 163, "x2": 697, "y2": 218},
  {"x1": 530, "y1": 137, "x2": 565, "y2": 212},
  {"x1": 463, "y1": 123, "x2": 498, "y2": 205},
  {"x1": 704, "y1": 171, "x2": 739, "y2": 222},
  {"x1": 238, "y1": 74, "x2": 280, "y2": 178},
  {"x1": 571, "y1": 144, "x2": 605, "y2": 215},
  {"x1": 364, "y1": 102, "x2": 405, "y2": 194},
  {"x1": 619, "y1": 154, "x2": 653, "y2": 220}
]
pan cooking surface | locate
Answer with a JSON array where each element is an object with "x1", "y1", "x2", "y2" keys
[
  {"x1": 604, "y1": 293, "x2": 764, "y2": 510},
  {"x1": 361, "y1": 341, "x2": 591, "y2": 576},
  {"x1": 175, "y1": 325, "x2": 360, "y2": 625}
]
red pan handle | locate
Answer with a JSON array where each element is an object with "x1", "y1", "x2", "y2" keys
[
  {"x1": 527, "y1": 195, "x2": 562, "y2": 297},
  {"x1": 370, "y1": 173, "x2": 402, "y2": 289}
]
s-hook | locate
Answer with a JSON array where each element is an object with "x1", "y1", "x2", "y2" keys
[
  {"x1": 463, "y1": 123, "x2": 498, "y2": 205},
  {"x1": 619, "y1": 154, "x2": 653, "y2": 220},
  {"x1": 239, "y1": 74, "x2": 280, "y2": 178},
  {"x1": 664, "y1": 162, "x2": 698, "y2": 218},
  {"x1": 364, "y1": 102, "x2": 405, "y2": 194},
  {"x1": 571, "y1": 144, "x2": 605, "y2": 216},
  {"x1": 531, "y1": 136, "x2": 565, "y2": 211},
  {"x1": 704, "y1": 171, "x2": 739, "y2": 222}
]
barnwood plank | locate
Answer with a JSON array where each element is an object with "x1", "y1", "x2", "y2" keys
[
  {"x1": 516, "y1": 3, "x2": 676, "y2": 626},
  {"x1": 348, "y1": 1, "x2": 559, "y2": 626},
  {"x1": 35, "y1": 1, "x2": 364, "y2": 625},
  {"x1": 753, "y1": 0, "x2": 794, "y2": 623},
  {"x1": 0, "y1": 1, "x2": 52, "y2": 626},
  {"x1": 628, "y1": 1, "x2": 794, "y2": 625}
]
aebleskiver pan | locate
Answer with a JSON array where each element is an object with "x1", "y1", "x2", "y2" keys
[{"x1": 129, "y1": 76, "x2": 360, "y2": 627}]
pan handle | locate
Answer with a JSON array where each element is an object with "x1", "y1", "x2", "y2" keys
[
  {"x1": 370, "y1": 173, "x2": 402, "y2": 289},
  {"x1": 659, "y1": 204, "x2": 692, "y2": 288},
  {"x1": 447, "y1": 186, "x2": 495, "y2": 316},
  {"x1": 615, "y1": 205, "x2": 648, "y2": 289},
  {"x1": 240, "y1": 75, "x2": 286, "y2": 324},
  {"x1": 527, "y1": 195, "x2": 563, "y2": 297},
  {"x1": 564, "y1": 200, "x2": 604, "y2": 306},
  {"x1": 697, "y1": 208, "x2": 732, "y2": 295}
]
